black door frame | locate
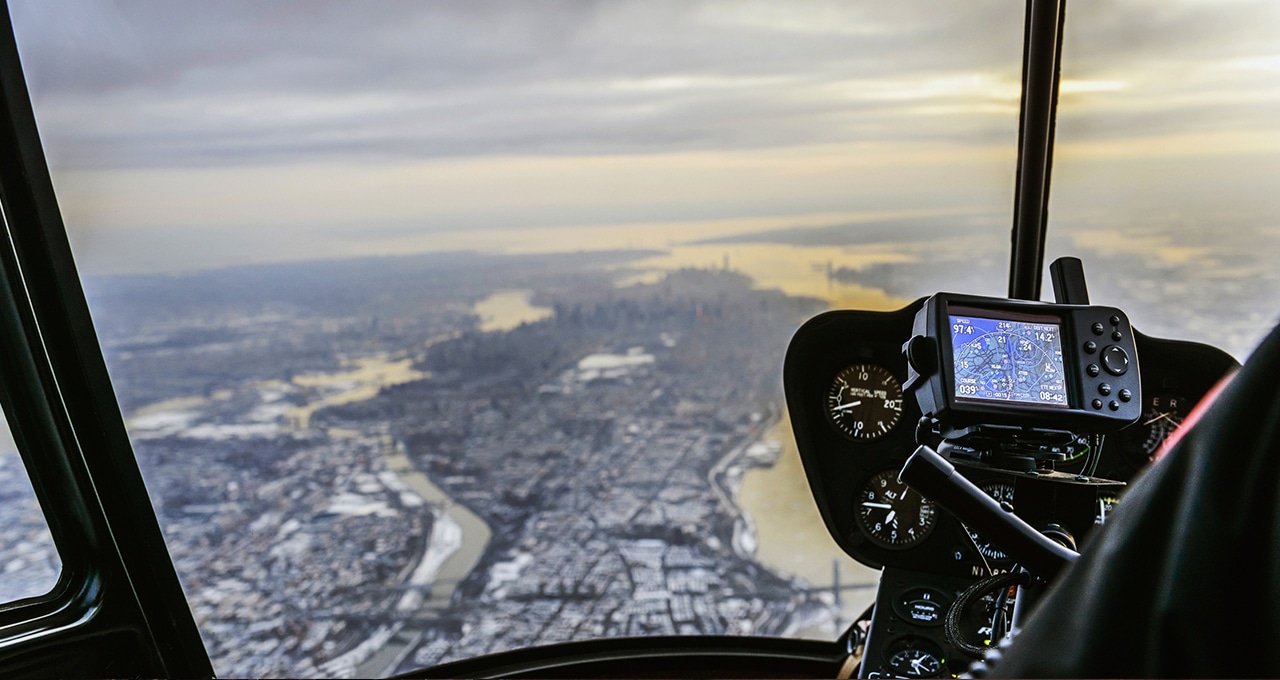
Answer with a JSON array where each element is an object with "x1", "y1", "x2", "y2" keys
[{"x1": 0, "y1": 4, "x2": 213, "y2": 676}]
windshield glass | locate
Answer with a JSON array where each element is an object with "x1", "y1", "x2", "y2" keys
[
  {"x1": 1047, "y1": 0, "x2": 1280, "y2": 359},
  {"x1": 0, "y1": 1, "x2": 1111, "y2": 676},
  {"x1": 0, "y1": 415, "x2": 61, "y2": 604}
]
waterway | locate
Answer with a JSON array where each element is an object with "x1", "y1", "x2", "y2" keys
[
  {"x1": 354, "y1": 446, "x2": 492, "y2": 677},
  {"x1": 287, "y1": 354, "x2": 429, "y2": 430},
  {"x1": 472, "y1": 289, "x2": 554, "y2": 332},
  {"x1": 619, "y1": 242, "x2": 912, "y2": 312},
  {"x1": 277, "y1": 354, "x2": 492, "y2": 677},
  {"x1": 737, "y1": 415, "x2": 881, "y2": 635},
  {"x1": 125, "y1": 348, "x2": 491, "y2": 677}
]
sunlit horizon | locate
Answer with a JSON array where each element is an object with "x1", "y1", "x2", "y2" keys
[{"x1": 9, "y1": 0, "x2": 1280, "y2": 355}]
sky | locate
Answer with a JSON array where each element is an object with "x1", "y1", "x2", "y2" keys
[
  {"x1": 12, "y1": 0, "x2": 1023, "y2": 273},
  {"x1": 6, "y1": 0, "x2": 1280, "y2": 344}
]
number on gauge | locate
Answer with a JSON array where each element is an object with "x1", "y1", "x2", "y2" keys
[
  {"x1": 1095, "y1": 492, "x2": 1121, "y2": 525},
  {"x1": 857, "y1": 469, "x2": 937, "y2": 549},
  {"x1": 1142, "y1": 395, "x2": 1188, "y2": 457},
  {"x1": 826, "y1": 364, "x2": 904, "y2": 441}
]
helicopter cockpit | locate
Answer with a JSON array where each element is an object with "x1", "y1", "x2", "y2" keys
[
  {"x1": 783, "y1": 264, "x2": 1236, "y2": 678},
  {"x1": 0, "y1": 1, "x2": 1277, "y2": 679}
]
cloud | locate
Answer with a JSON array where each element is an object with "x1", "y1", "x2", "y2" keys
[
  {"x1": 8, "y1": 0, "x2": 1280, "y2": 311},
  {"x1": 10, "y1": 0, "x2": 1027, "y2": 170},
  {"x1": 1053, "y1": 0, "x2": 1280, "y2": 143}
]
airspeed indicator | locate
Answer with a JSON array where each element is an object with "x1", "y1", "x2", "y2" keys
[{"x1": 825, "y1": 364, "x2": 904, "y2": 441}]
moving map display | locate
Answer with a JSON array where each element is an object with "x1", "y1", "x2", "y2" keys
[{"x1": 950, "y1": 314, "x2": 1068, "y2": 407}]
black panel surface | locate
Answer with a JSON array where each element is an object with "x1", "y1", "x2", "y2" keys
[{"x1": 784, "y1": 301, "x2": 1239, "y2": 578}]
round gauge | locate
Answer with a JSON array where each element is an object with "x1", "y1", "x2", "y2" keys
[
  {"x1": 1142, "y1": 395, "x2": 1188, "y2": 457},
  {"x1": 883, "y1": 636, "x2": 946, "y2": 678},
  {"x1": 825, "y1": 364, "x2": 904, "y2": 441},
  {"x1": 857, "y1": 469, "x2": 937, "y2": 549},
  {"x1": 1119, "y1": 394, "x2": 1191, "y2": 472},
  {"x1": 964, "y1": 480, "x2": 1015, "y2": 561},
  {"x1": 1094, "y1": 492, "x2": 1121, "y2": 526}
]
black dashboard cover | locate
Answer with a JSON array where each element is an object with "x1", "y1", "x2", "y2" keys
[{"x1": 994, "y1": 322, "x2": 1280, "y2": 678}]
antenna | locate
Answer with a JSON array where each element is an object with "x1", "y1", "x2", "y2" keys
[{"x1": 1049, "y1": 256, "x2": 1089, "y2": 304}]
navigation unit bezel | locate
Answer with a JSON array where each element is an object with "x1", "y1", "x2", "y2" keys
[{"x1": 904, "y1": 293, "x2": 1142, "y2": 435}]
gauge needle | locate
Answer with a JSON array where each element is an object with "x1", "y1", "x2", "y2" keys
[
  {"x1": 1143, "y1": 411, "x2": 1174, "y2": 427},
  {"x1": 885, "y1": 510, "x2": 896, "y2": 524},
  {"x1": 911, "y1": 658, "x2": 927, "y2": 673},
  {"x1": 862, "y1": 502, "x2": 892, "y2": 509},
  {"x1": 833, "y1": 401, "x2": 862, "y2": 411}
]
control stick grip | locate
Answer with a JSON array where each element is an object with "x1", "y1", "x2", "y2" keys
[{"x1": 899, "y1": 445, "x2": 1079, "y2": 578}]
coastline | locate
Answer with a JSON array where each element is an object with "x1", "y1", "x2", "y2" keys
[{"x1": 735, "y1": 410, "x2": 880, "y2": 634}]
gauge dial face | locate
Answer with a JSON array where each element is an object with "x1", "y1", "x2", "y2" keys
[
  {"x1": 1120, "y1": 394, "x2": 1190, "y2": 472},
  {"x1": 857, "y1": 469, "x2": 937, "y2": 549},
  {"x1": 884, "y1": 637, "x2": 945, "y2": 678},
  {"x1": 964, "y1": 480, "x2": 1015, "y2": 561},
  {"x1": 825, "y1": 364, "x2": 904, "y2": 441},
  {"x1": 1142, "y1": 395, "x2": 1188, "y2": 457}
]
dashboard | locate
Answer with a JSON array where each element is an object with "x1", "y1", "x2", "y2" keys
[{"x1": 782, "y1": 297, "x2": 1237, "y2": 678}]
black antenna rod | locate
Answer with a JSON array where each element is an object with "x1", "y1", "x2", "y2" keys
[{"x1": 1008, "y1": 0, "x2": 1067, "y2": 301}]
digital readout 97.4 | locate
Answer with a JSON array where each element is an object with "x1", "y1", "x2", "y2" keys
[{"x1": 949, "y1": 314, "x2": 1069, "y2": 408}]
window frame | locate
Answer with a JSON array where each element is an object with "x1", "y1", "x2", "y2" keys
[{"x1": 0, "y1": 4, "x2": 212, "y2": 676}]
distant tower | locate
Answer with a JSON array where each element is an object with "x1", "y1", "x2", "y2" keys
[
  {"x1": 723, "y1": 253, "x2": 730, "y2": 271},
  {"x1": 832, "y1": 559, "x2": 841, "y2": 606}
]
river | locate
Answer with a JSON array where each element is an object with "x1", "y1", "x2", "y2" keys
[
  {"x1": 128, "y1": 350, "x2": 493, "y2": 677},
  {"x1": 286, "y1": 354, "x2": 429, "y2": 431},
  {"x1": 737, "y1": 415, "x2": 882, "y2": 636},
  {"x1": 353, "y1": 445, "x2": 492, "y2": 677},
  {"x1": 472, "y1": 289, "x2": 554, "y2": 332},
  {"x1": 618, "y1": 242, "x2": 911, "y2": 312},
  {"x1": 275, "y1": 354, "x2": 493, "y2": 677}
]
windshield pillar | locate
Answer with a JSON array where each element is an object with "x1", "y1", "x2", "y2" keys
[{"x1": 1009, "y1": 0, "x2": 1066, "y2": 301}]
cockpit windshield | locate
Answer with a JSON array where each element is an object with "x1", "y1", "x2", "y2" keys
[
  {"x1": 1048, "y1": 2, "x2": 1280, "y2": 358},
  {"x1": 4, "y1": 1, "x2": 1278, "y2": 677}
]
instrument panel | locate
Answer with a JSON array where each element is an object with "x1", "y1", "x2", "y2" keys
[
  {"x1": 783, "y1": 299, "x2": 1238, "y2": 678},
  {"x1": 783, "y1": 298, "x2": 1239, "y2": 578}
]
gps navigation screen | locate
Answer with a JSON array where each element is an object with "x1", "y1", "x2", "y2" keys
[{"x1": 949, "y1": 313, "x2": 1069, "y2": 407}]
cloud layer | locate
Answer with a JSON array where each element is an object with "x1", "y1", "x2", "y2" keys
[
  {"x1": 7, "y1": 0, "x2": 1280, "y2": 298},
  {"x1": 12, "y1": 1, "x2": 1029, "y2": 169}
]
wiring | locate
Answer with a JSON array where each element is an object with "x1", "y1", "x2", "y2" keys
[{"x1": 944, "y1": 571, "x2": 1031, "y2": 658}]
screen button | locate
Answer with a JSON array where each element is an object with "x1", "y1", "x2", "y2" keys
[{"x1": 1101, "y1": 345, "x2": 1130, "y2": 376}]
